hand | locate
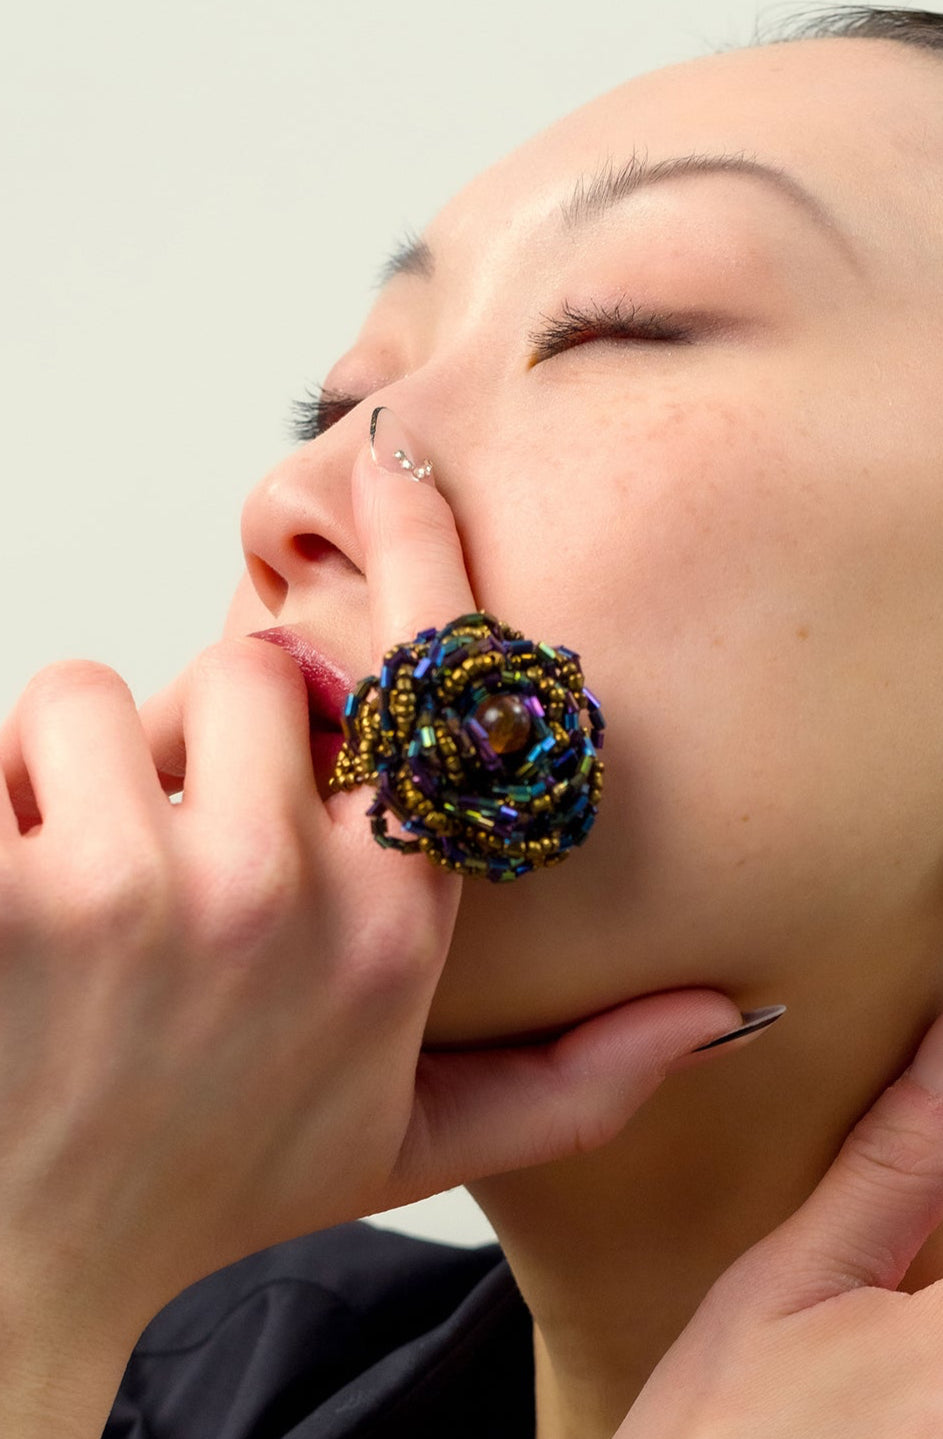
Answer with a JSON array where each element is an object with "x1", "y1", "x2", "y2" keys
[
  {"x1": 616, "y1": 1009, "x2": 943, "y2": 1438},
  {"x1": 0, "y1": 430, "x2": 749, "y2": 1346}
]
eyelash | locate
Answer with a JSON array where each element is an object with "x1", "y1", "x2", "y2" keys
[
  {"x1": 288, "y1": 384, "x2": 362, "y2": 445},
  {"x1": 286, "y1": 298, "x2": 697, "y2": 444},
  {"x1": 526, "y1": 297, "x2": 698, "y2": 363}
]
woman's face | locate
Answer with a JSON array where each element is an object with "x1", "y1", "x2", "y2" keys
[{"x1": 226, "y1": 36, "x2": 943, "y2": 1045}]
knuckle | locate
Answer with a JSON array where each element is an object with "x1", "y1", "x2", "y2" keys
[
  {"x1": 53, "y1": 842, "x2": 173, "y2": 950},
  {"x1": 21, "y1": 659, "x2": 131, "y2": 710},
  {"x1": 342, "y1": 903, "x2": 437, "y2": 1009},
  {"x1": 189, "y1": 829, "x2": 306, "y2": 958},
  {"x1": 845, "y1": 1102, "x2": 943, "y2": 1183},
  {"x1": 846, "y1": 1234, "x2": 902, "y2": 1288}
]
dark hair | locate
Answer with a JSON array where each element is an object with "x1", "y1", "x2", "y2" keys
[{"x1": 744, "y1": 4, "x2": 943, "y2": 53}]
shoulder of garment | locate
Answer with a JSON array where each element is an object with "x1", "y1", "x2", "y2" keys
[{"x1": 103, "y1": 1220, "x2": 535, "y2": 1438}]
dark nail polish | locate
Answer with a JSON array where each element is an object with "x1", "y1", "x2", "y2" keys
[{"x1": 691, "y1": 1004, "x2": 787, "y2": 1052}]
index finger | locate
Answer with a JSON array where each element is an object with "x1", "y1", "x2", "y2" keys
[{"x1": 351, "y1": 405, "x2": 478, "y2": 670}]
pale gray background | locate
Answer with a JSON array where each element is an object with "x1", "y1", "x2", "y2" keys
[{"x1": 0, "y1": 0, "x2": 898, "y2": 1246}]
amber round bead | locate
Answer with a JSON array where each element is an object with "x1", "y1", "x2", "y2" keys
[{"x1": 473, "y1": 693, "x2": 533, "y2": 754}]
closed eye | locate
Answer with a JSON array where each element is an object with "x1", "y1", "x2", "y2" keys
[
  {"x1": 287, "y1": 297, "x2": 700, "y2": 443},
  {"x1": 526, "y1": 297, "x2": 699, "y2": 365}
]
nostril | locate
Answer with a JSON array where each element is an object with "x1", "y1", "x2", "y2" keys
[
  {"x1": 293, "y1": 533, "x2": 337, "y2": 562},
  {"x1": 245, "y1": 553, "x2": 288, "y2": 612},
  {"x1": 292, "y1": 533, "x2": 363, "y2": 576}
]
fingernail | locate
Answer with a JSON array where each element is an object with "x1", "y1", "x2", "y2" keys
[
  {"x1": 370, "y1": 406, "x2": 436, "y2": 487},
  {"x1": 691, "y1": 1004, "x2": 788, "y2": 1052}
]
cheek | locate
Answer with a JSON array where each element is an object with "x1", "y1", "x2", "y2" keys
[
  {"x1": 456, "y1": 391, "x2": 793, "y2": 658},
  {"x1": 595, "y1": 394, "x2": 943, "y2": 952},
  {"x1": 430, "y1": 389, "x2": 943, "y2": 1038}
]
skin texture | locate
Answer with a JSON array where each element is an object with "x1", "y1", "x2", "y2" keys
[{"x1": 226, "y1": 34, "x2": 943, "y2": 1439}]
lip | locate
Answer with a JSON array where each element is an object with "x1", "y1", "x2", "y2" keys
[{"x1": 247, "y1": 627, "x2": 356, "y2": 730}]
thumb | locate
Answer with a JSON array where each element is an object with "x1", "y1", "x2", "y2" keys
[
  {"x1": 390, "y1": 989, "x2": 754, "y2": 1200},
  {"x1": 727, "y1": 1008, "x2": 943, "y2": 1316}
]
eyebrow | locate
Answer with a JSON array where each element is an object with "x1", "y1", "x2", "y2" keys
[{"x1": 374, "y1": 148, "x2": 859, "y2": 288}]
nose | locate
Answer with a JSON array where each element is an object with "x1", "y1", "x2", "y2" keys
[{"x1": 239, "y1": 426, "x2": 365, "y2": 619}]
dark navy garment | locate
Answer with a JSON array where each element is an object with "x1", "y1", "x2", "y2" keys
[{"x1": 103, "y1": 1221, "x2": 535, "y2": 1438}]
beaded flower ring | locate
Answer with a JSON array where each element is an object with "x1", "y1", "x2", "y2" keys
[{"x1": 328, "y1": 606, "x2": 607, "y2": 883}]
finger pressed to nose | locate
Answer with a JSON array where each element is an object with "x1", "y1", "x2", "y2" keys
[{"x1": 351, "y1": 407, "x2": 479, "y2": 675}]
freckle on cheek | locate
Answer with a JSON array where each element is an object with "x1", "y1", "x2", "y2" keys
[{"x1": 796, "y1": 626, "x2": 810, "y2": 639}]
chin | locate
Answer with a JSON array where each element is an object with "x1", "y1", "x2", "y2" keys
[{"x1": 421, "y1": 955, "x2": 621, "y2": 1052}]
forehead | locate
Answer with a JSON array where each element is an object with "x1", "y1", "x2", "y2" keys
[{"x1": 424, "y1": 37, "x2": 943, "y2": 286}]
